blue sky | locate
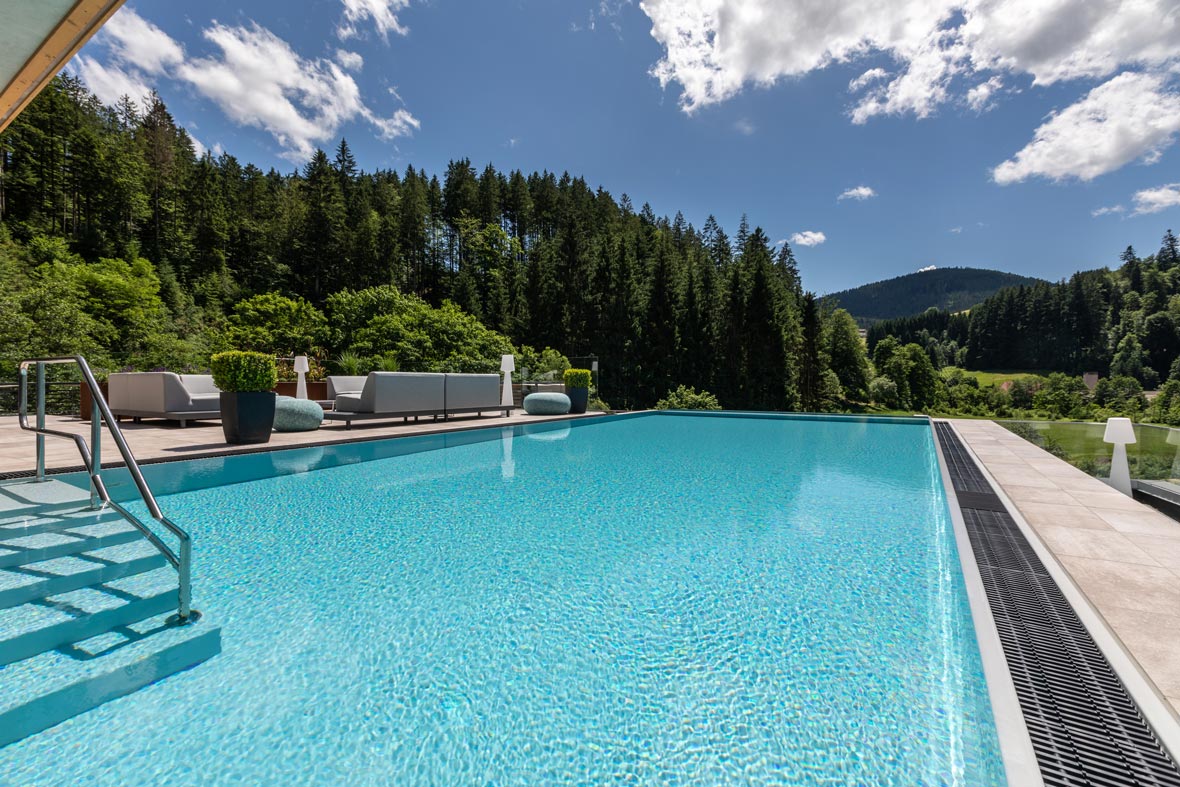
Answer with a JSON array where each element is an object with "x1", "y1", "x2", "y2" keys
[{"x1": 71, "y1": 0, "x2": 1180, "y2": 294}]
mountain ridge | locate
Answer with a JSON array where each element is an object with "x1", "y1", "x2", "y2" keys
[{"x1": 823, "y1": 266, "x2": 1045, "y2": 325}]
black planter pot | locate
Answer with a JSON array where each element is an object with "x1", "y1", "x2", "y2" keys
[
  {"x1": 220, "y1": 391, "x2": 276, "y2": 444},
  {"x1": 567, "y1": 386, "x2": 589, "y2": 414}
]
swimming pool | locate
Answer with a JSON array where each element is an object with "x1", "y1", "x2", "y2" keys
[{"x1": 1, "y1": 412, "x2": 1006, "y2": 784}]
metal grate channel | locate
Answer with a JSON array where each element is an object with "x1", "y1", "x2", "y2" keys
[{"x1": 935, "y1": 421, "x2": 1180, "y2": 787}]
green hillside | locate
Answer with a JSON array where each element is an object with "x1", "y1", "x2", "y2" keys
[{"x1": 824, "y1": 267, "x2": 1044, "y2": 325}]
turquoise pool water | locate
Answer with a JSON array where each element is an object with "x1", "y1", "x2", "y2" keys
[{"x1": 2, "y1": 412, "x2": 1005, "y2": 785}]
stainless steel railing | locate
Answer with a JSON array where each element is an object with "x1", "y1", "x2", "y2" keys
[{"x1": 17, "y1": 356, "x2": 195, "y2": 623}]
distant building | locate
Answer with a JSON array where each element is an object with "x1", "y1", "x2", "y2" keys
[
  {"x1": 857, "y1": 329, "x2": 868, "y2": 341},
  {"x1": 1083, "y1": 372, "x2": 1099, "y2": 391}
]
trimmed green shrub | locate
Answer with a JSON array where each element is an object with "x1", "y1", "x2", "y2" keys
[
  {"x1": 564, "y1": 368, "x2": 592, "y2": 389},
  {"x1": 211, "y1": 351, "x2": 277, "y2": 392},
  {"x1": 654, "y1": 385, "x2": 721, "y2": 410}
]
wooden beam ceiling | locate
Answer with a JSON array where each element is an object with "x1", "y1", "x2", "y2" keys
[{"x1": 0, "y1": 0, "x2": 127, "y2": 134}]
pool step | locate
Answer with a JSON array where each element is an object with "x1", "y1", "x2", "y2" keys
[
  {"x1": 0, "y1": 516, "x2": 143, "y2": 569},
  {"x1": 0, "y1": 610, "x2": 220, "y2": 748},
  {"x1": 0, "y1": 502, "x2": 219, "y2": 748},
  {"x1": 0, "y1": 540, "x2": 169, "y2": 608}
]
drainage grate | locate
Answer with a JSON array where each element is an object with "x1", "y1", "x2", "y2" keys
[{"x1": 935, "y1": 421, "x2": 1180, "y2": 787}]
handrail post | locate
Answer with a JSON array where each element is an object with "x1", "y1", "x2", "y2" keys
[
  {"x1": 90, "y1": 394, "x2": 102, "y2": 509},
  {"x1": 178, "y1": 538, "x2": 192, "y2": 622},
  {"x1": 35, "y1": 362, "x2": 46, "y2": 481}
]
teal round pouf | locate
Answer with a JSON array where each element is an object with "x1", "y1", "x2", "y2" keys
[
  {"x1": 523, "y1": 392, "x2": 571, "y2": 415},
  {"x1": 273, "y1": 395, "x2": 324, "y2": 432}
]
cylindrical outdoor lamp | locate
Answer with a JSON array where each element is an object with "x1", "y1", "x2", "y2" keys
[
  {"x1": 500, "y1": 354, "x2": 515, "y2": 409},
  {"x1": 294, "y1": 355, "x2": 310, "y2": 400},
  {"x1": 1103, "y1": 417, "x2": 1136, "y2": 496}
]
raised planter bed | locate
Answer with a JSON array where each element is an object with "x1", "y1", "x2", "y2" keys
[
  {"x1": 79, "y1": 382, "x2": 109, "y2": 422},
  {"x1": 273, "y1": 381, "x2": 327, "y2": 400}
]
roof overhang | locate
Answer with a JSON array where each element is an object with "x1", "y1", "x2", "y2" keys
[{"x1": 0, "y1": 0, "x2": 126, "y2": 134}]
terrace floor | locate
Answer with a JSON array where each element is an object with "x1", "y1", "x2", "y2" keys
[
  {"x1": 0, "y1": 411, "x2": 602, "y2": 476},
  {"x1": 951, "y1": 418, "x2": 1180, "y2": 726}
]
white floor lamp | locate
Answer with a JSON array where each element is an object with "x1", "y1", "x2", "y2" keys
[
  {"x1": 501, "y1": 354, "x2": 515, "y2": 410},
  {"x1": 1104, "y1": 417, "x2": 1136, "y2": 496},
  {"x1": 294, "y1": 355, "x2": 309, "y2": 400}
]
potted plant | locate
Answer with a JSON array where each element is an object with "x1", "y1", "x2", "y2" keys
[
  {"x1": 564, "y1": 368, "x2": 592, "y2": 414},
  {"x1": 211, "y1": 351, "x2": 278, "y2": 444}
]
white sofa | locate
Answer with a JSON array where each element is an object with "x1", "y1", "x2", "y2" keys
[
  {"x1": 323, "y1": 372, "x2": 510, "y2": 428},
  {"x1": 108, "y1": 372, "x2": 222, "y2": 427}
]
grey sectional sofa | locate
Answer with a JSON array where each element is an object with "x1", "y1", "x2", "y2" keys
[
  {"x1": 323, "y1": 372, "x2": 510, "y2": 427},
  {"x1": 108, "y1": 372, "x2": 222, "y2": 427}
]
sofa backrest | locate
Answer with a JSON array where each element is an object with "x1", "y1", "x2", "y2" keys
[
  {"x1": 109, "y1": 372, "x2": 196, "y2": 412},
  {"x1": 179, "y1": 374, "x2": 219, "y2": 395},
  {"x1": 327, "y1": 376, "x2": 367, "y2": 399},
  {"x1": 360, "y1": 372, "x2": 445, "y2": 413},
  {"x1": 444, "y1": 373, "x2": 501, "y2": 411}
]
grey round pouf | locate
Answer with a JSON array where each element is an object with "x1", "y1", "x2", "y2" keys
[
  {"x1": 273, "y1": 395, "x2": 324, "y2": 432},
  {"x1": 523, "y1": 392, "x2": 571, "y2": 415}
]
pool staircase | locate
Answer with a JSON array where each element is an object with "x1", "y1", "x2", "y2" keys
[{"x1": 0, "y1": 357, "x2": 219, "y2": 748}]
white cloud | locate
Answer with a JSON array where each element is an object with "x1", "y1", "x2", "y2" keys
[
  {"x1": 338, "y1": 0, "x2": 411, "y2": 41},
  {"x1": 1131, "y1": 183, "x2": 1180, "y2": 215},
  {"x1": 73, "y1": 56, "x2": 151, "y2": 106},
  {"x1": 848, "y1": 68, "x2": 888, "y2": 92},
  {"x1": 965, "y1": 76, "x2": 1003, "y2": 112},
  {"x1": 1091, "y1": 204, "x2": 1126, "y2": 217},
  {"x1": 179, "y1": 22, "x2": 418, "y2": 160},
  {"x1": 837, "y1": 185, "x2": 876, "y2": 201},
  {"x1": 76, "y1": 8, "x2": 419, "y2": 163},
  {"x1": 917, "y1": 264, "x2": 937, "y2": 272},
  {"x1": 100, "y1": 8, "x2": 184, "y2": 75},
  {"x1": 639, "y1": 0, "x2": 1180, "y2": 143},
  {"x1": 949, "y1": 226, "x2": 962, "y2": 233},
  {"x1": 734, "y1": 117, "x2": 755, "y2": 135},
  {"x1": 993, "y1": 72, "x2": 1180, "y2": 184},
  {"x1": 791, "y1": 230, "x2": 826, "y2": 246},
  {"x1": 336, "y1": 49, "x2": 364, "y2": 71}
]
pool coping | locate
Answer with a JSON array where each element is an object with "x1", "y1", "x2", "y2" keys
[
  {"x1": 949, "y1": 420, "x2": 1180, "y2": 763},
  {"x1": 928, "y1": 418, "x2": 1044, "y2": 787},
  {"x1": 0, "y1": 410, "x2": 609, "y2": 480}
]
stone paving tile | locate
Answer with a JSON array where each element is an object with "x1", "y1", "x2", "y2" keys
[
  {"x1": 1098, "y1": 606, "x2": 1180, "y2": 698},
  {"x1": 1092, "y1": 507, "x2": 1180, "y2": 538},
  {"x1": 1033, "y1": 525, "x2": 1160, "y2": 566},
  {"x1": 1057, "y1": 556, "x2": 1180, "y2": 616},
  {"x1": 1003, "y1": 486, "x2": 1087, "y2": 506},
  {"x1": 1016, "y1": 502, "x2": 1114, "y2": 530},
  {"x1": 1067, "y1": 489, "x2": 1147, "y2": 510},
  {"x1": 1125, "y1": 534, "x2": 1180, "y2": 570}
]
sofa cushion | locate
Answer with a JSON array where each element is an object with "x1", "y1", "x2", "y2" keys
[
  {"x1": 334, "y1": 393, "x2": 366, "y2": 413},
  {"x1": 179, "y1": 375, "x2": 219, "y2": 395},
  {"x1": 326, "y1": 376, "x2": 368, "y2": 399},
  {"x1": 186, "y1": 393, "x2": 221, "y2": 411}
]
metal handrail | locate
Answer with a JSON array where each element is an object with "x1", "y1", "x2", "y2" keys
[{"x1": 17, "y1": 356, "x2": 194, "y2": 623}]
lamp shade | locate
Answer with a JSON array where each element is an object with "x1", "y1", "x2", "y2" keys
[
  {"x1": 1103, "y1": 417, "x2": 1137, "y2": 445},
  {"x1": 500, "y1": 354, "x2": 515, "y2": 373},
  {"x1": 293, "y1": 355, "x2": 310, "y2": 374}
]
